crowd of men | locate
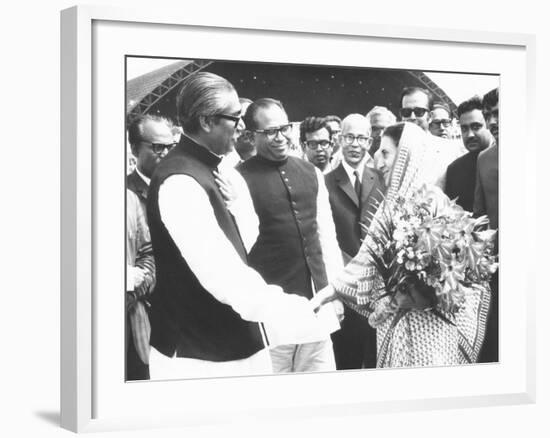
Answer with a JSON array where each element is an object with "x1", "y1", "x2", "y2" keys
[{"x1": 126, "y1": 71, "x2": 499, "y2": 380}]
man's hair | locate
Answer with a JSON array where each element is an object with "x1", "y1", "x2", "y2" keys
[
  {"x1": 239, "y1": 97, "x2": 253, "y2": 106},
  {"x1": 431, "y1": 102, "x2": 451, "y2": 116},
  {"x1": 299, "y1": 116, "x2": 332, "y2": 143},
  {"x1": 127, "y1": 113, "x2": 174, "y2": 148},
  {"x1": 176, "y1": 72, "x2": 236, "y2": 134},
  {"x1": 382, "y1": 122, "x2": 406, "y2": 146},
  {"x1": 243, "y1": 98, "x2": 286, "y2": 131},
  {"x1": 399, "y1": 87, "x2": 434, "y2": 110},
  {"x1": 482, "y1": 88, "x2": 499, "y2": 110},
  {"x1": 324, "y1": 115, "x2": 342, "y2": 126},
  {"x1": 457, "y1": 95, "x2": 484, "y2": 117},
  {"x1": 365, "y1": 106, "x2": 397, "y2": 124}
]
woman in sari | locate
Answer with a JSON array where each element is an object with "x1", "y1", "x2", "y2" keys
[{"x1": 313, "y1": 122, "x2": 491, "y2": 368}]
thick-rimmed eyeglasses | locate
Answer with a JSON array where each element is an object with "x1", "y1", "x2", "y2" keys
[
  {"x1": 254, "y1": 123, "x2": 293, "y2": 139},
  {"x1": 304, "y1": 140, "x2": 332, "y2": 150},
  {"x1": 430, "y1": 118, "x2": 452, "y2": 128},
  {"x1": 212, "y1": 113, "x2": 242, "y2": 128},
  {"x1": 400, "y1": 107, "x2": 429, "y2": 118},
  {"x1": 143, "y1": 141, "x2": 177, "y2": 155},
  {"x1": 341, "y1": 134, "x2": 372, "y2": 147}
]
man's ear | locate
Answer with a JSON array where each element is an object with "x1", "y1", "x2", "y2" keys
[
  {"x1": 130, "y1": 143, "x2": 139, "y2": 157},
  {"x1": 199, "y1": 115, "x2": 212, "y2": 133},
  {"x1": 244, "y1": 130, "x2": 255, "y2": 143}
]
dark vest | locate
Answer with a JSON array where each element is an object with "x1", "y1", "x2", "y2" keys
[
  {"x1": 147, "y1": 136, "x2": 265, "y2": 361},
  {"x1": 238, "y1": 155, "x2": 328, "y2": 299}
]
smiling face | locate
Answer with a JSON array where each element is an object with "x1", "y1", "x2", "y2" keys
[
  {"x1": 206, "y1": 89, "x2": 244, "y2": 156},
  {"x1": 374, "y1": 134, "x2": 399, "y2": 185},
  {"x1": 252, "y1": 104, "x2": 291, "y2": 162},
  {"x1": 459, "y1": 109, "x2": 493, "y2": 153}
]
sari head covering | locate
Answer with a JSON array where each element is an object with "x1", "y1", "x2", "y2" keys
[{"x1": 332, "y1": 122, "x2": 490, "y2": 367}]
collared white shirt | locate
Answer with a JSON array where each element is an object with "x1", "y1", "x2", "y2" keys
[{"x1": 341, "y1": 158, "x2": 365, "y2": 187}]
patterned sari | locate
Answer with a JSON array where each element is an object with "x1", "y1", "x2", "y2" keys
[{"x1": 332, "y1": 123, "x2": 490, "y2": 367}]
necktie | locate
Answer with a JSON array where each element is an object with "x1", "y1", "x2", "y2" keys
[{"x1": 354, "y1": 170, "x2": 362, "y2": 200}]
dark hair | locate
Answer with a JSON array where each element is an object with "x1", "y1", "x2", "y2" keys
[
  {"x1": 176, "y1": 72, "x2": 236, "y2": 134},
  {"x1": 127, "y1": 114, "x2": 174, "y2": 149},
  {"x1": 482, "y1": 88, "x2": 499, "y2": 110},
  {"x1": 324, "y1": 115, "x2": 342, "y2": 126},
  {"x1": 457, "y1": 95, "x2": 484, "y2": 117},
  {"x1": 299, "y1": 116, "x2": 332, "y2": 143},
  {"x1": 382, "y1": 122, "x2": 406, "y2": 146},
  {"x1": 400, "y1": 87, "x2": 434, "y2": 110},
  {"x1": 243, "y1": 98, "x2": 286, "y2": 131}
]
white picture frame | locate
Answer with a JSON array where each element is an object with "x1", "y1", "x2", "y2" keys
[{"x1": 60, "y1": 5, "x2": 536, "y2": 433}]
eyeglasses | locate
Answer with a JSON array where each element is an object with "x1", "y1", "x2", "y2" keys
[
  {"x1": 213, "y1": 113, "x2": 242, "y2": 128},
  {"x1": 304, "y1": 140, "x2": 332, "y2": 150},
  {"x1": 341, "y1": 134, "x2": 372, "y2": 146},
  {"x1": 253, "y1": 124, "x2": 293, "y2": 139},
  {"x1": 143, "y1": 141, "x2": 177, "y2": 155},
  {"x1": 400, "y1": 107, "x2": 429, "y2": 118},
  {"x1": 430, "y1": 118, "x2": 452, "y2": 128}
]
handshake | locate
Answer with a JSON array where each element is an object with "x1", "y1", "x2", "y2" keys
[{"x1": 310, "y1": 284, "x2": 344, "y2": 322}]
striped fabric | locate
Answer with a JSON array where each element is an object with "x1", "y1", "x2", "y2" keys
[{"x1": 332, "y1": 123, "x2": 490, "y2": 367}]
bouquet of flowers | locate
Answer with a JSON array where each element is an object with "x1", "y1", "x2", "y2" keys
[{"x1": 363, "y1": 184, "x2": 498, "y2": 324}]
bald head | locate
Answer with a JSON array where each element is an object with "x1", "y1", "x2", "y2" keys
[{"x1": 341, "y1": 113, "x2": 370, "y2": 135}]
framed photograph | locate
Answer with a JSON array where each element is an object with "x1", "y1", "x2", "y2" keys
[{"x1": 61, "y1": 5, "x2": 536, "y2": 433}]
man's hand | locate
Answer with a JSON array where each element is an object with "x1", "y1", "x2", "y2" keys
[
  {"x1": 331, "y1": 299, "x2": 345, "y2": 322},
  {"x1": 310, "y1": 284, "x2": 338, "y2": 313},
  {"x1": 214, "y1": 170, "x2": 237, "y2": 209}
]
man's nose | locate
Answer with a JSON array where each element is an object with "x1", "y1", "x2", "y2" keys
[{"x1": 237, "y1": 117, "x2": 245, "y2": 131}]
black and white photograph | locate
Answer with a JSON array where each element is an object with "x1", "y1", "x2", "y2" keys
[{"x1": 125, "y1": 56, "x2": 500, "y2": 382}]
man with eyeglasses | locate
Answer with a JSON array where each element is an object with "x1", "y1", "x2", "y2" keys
[
  {"x1": 300, "y1": 116, "x2": 334, "y2": 174},
  {"x1": 238, "y1": 98, "x2": 344, "y2": 374},
  {"x1": 445, "y1": 96, "x2": 494, "y2": 212},
  {"x1": 125, "y1": 114, "x2": 176, "y2": 380},
  {"x1": 325, "y1": 113, "x2": 385, "y2": 370},
  {"x1": 146, "y1": 73, "x2": 337, "y2": 379},
  {"x1": 399, "y1": 87, "x2": 466, "y2": 189},
  {"x1": 429, "y1": 103, "x2": 453, "y2": 139}
]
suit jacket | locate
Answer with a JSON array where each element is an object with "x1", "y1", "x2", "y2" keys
[
  {"x1": 474, "y1": 145, "x2": 498, "y2": 229},
  {"x1": 444, "y1": 152, "x2": 479, "y2": 213},
  {"x1": 325, "y1": 163, "x2": 385, "y2": 262},
  {"x1": 127, "y1": 170, "x2": 149, "y2": 206}
]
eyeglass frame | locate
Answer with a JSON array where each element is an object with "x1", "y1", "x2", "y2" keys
[
  {"x1": 430, "y1": 118, "x2": 452, "y2": 128},
  {"x1": 400, "y1": 107, "x2": 430, "y2": 118},
  {"x1": 303, "y1": 139, "x2": 333, "y2": 150},
  {"x1": 252, "y1": 123, "x2": 294, "y2": 139},
  {"x1": 140, "y1": 141, "x2": 178, "y2": 156},
  {"x1": 210, "y1": 113, "x2": 243, "y2": 129},
  {"x1": 340, "y1": 133, "x2": 372, "y2": 147}
]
